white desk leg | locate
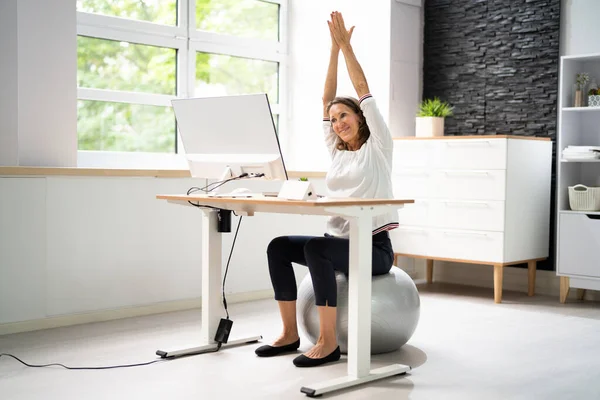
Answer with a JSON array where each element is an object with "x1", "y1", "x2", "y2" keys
[
  {"x1": 348, "y1": 214, "x2": 374, "y2": 376},
  {"x1": 301, "y1": 213, "x2": 410, "y2": 397},
  {"x1": 156, "y1": 209, "x2": 261, "y2": 358}
]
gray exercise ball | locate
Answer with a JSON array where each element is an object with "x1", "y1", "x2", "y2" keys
[{"x1": 297, "y1": 267, "x2": 420, "y2": 355}]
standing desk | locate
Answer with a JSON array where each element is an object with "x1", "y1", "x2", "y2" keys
[{"x1": 155, "y1": 194, "x2": 414, "y2": 397}]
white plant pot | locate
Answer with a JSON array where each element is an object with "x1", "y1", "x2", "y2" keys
[{"x1": 415, "y1": 117, "x2": 444, "y2": 137}]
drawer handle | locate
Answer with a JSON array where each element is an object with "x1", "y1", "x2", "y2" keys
[
  {"x1": 445, "y1": 141, "x2": 492, "y2": 147},
  {"x1": 395, "y1": 171, "x2": 430, "y2": 176},
  {"x1": 586, "y1": 214, "x2": 600, "y2": 220},
  {"x1": 443, "y1": 201, "x2": 489, "y2": 207},
  {"x1": 443, "y1": 231, "x2": 488, "y2": 238}
]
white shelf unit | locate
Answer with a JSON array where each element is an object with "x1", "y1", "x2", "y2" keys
[{"x1": 556, "y1": 53, "x2": 600, "y2": 302}]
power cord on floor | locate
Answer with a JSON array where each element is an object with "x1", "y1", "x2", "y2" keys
[
  {"x1": 0, "y1": 353, "x2": 168, "y2": 370},
  {"x1": 1, "y1": 341, "x2": 225, "y2": 369}
]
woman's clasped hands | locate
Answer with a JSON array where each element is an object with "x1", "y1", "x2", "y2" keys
[{"x1": 327, "y1": 11, "x2": 354, "y2": 50}]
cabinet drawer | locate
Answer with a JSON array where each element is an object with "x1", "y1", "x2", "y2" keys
[
  {"x1": 391, "y1": 226, "x2": 430, "y2": 256},
  {"x1": 393, "y1": 169, "x2": 433, "y2": 198},
  {"x1": 393, "y1": 140, "x2": 433, "y2": 169},
  {"x1": 433, "y1": 170, "x2": 506, "y2": 200},
  {"x1": 433, "y1": 139, "x2": 507, "y2": 170},
  {"x1": 430, "y1": 200, "x2": 505, "y2": 231},
  {"x1": 397, "y1": 200, "x2": 430, "y2": 227},
  {"x1": 558, "y1": 213, "x2": 600, "y2": 278},
  {"x1": 429, "y1": 228, "x2": 504, "y2": 263}
]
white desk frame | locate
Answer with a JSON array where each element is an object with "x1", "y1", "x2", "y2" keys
[{"x1": 156, "y1": 195, "x2": 413, "y2": 397}]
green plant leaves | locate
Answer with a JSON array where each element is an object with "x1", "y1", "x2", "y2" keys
[{"x1": 417, "y1": 97, "x2": 454, "y2": 117}]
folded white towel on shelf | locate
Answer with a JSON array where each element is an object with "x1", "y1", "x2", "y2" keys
[
  {"x1": 562, "y1": 146, "x2": 600, "y2": 160},
  {"x1": 563, "y1": 145, "x2": 600, "y2": 153}
]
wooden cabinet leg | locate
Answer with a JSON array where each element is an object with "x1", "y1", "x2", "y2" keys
[
  {"x1": 527, "y1": 260, "x2": 536, "y2": 297},
  {"x1": 493, "y1": 264, "x2": 503, "y2": 304},
  {"x1": 577, "y1": 289, "x2": 586, "y2": 301},
  {"x1": 426, "y1": 259, "x2": 434, "y2": 284},
  {"x1": 559, "y1": 276, "x2": 570, "y2": 304}
]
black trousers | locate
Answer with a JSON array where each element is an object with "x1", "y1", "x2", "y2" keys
[{"x1": 266, "y1": 231, "x2": 394, "y2": 306}]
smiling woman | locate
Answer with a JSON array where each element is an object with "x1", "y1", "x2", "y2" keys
[
  {"x1": 255, "y1": 11, "x2": 399, "y2": 369},
  {"x1": 326, "y1": 97, "x2": 369, "y2": 151}
]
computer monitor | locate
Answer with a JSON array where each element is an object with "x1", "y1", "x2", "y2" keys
[{"x1": 171, "y1": 94, "x2": 288, "y2": 182}]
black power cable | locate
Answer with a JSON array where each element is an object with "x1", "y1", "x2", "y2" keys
[
  {"x1": 222, "y1": 215, "x2": 243, "y2": 319},
  {"x1": 0, "y1": 353, "x2": 167, "y2": 370}
]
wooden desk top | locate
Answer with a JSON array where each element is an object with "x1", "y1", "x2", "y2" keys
[
  {"x1": 157, "y1": 194, "x2": 413, "y2": 217},
  {"x1": 157, "y1": 194, "x2": 413, "y2": 208}
]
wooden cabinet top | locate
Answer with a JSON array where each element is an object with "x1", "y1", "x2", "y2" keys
[{"x1": 393, "y1": 135, "x2": 551, "y2": 141}]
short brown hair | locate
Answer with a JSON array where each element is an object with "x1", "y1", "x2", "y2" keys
[{"x1": 326, "y1": 97, "x2": 370, "y2": 151}]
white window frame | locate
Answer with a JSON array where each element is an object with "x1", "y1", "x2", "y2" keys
[{"x1": 76, "y1": 0, "x2": 288, "y2": 170}]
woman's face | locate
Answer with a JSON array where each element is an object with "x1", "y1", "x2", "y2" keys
[{"x1": 329, "y1": 103, "x2": 360, "y2": 145}]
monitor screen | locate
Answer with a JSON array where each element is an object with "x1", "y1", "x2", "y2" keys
[{"x1": 172, "y1": 94, "x2": 288, "y2": 181}]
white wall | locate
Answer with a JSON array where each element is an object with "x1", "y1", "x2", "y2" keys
[
  {"x1": 560, "y1": 0, "x2": 600, "y2": 56},
  {"x1": 0, "y1": 176, "x2": 326, "y2": 328},
  {"x1": 0, "y1": 0, "x2": 19, "y2": 166},
  {"x1": 0, "y1": 178, "x2": 47, "y2": 323},
  {"x1": 0, "y1": 0, "x2": 77, "y2": 167},
  {"x1": 18, "y1": 0, "x2": 77, "y2": 167},
  {"x1": 390, "y1": 0, "x2": 423, "y2": 138}
]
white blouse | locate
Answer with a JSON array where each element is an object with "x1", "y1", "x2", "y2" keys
[{"x1": 323, "y1": 94, "x2": 399, "y2": 237}]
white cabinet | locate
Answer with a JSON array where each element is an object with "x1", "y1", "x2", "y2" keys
[
  {"x1": 558, "y1": 213, "x2": 600, "y2": 277},
  {"x1": 556, "y1": 53, "x2": 600, "y2": 302},
  {"x1": 391, "y1": 136, "x2": 553, "y2": 303}
]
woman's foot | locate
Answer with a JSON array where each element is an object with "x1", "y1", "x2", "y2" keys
[
  {"x1": 293, "y1": 343, "x2": 341, "y2": 367},
  {"x1": 255, "y1": 333, "x2": 300, "y2": 357},
  {"x1": 302, "y1": 342, "x2": 338, "y2": 359},
  {"x1": 272, "y1": 333, "x2": 300, "y2": 347}
]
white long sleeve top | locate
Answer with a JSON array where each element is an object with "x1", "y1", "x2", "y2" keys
[{"x1": 323, "y1": 93, "x2": 399, "y2": 237}]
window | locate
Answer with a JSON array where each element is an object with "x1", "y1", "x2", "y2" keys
[{"x1": 76, "y1": 0, "x2": 286, "y2": 156}]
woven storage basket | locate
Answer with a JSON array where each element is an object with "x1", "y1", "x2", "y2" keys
[{"x1": 568, "y1": 184, "x2": 600, "y2": 211}]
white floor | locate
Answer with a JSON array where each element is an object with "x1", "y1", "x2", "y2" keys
[{"x1": 1, "y1": 283, "x2": 600, "y2": 400}]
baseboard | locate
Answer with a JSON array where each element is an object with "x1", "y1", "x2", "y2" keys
[
  {"x1": 402, "y1": 259, "x2": 600, "y2": 302},
  {"x1": 0, "y1": 289, "x2": 274, "y2": 336}
]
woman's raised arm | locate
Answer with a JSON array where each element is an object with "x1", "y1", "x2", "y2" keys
[
  {"x1": 329, "y1": 11, "x2": 369, "y2": 99},
  {"x1": 323, "y1": 12, "x2": 354, "y2": 118}
]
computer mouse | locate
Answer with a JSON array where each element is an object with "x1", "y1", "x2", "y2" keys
[{"x1": 230, "y1": 187, "x2": 252, "y2": 194}]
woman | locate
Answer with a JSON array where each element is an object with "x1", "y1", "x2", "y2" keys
[{"x1": 255, "y1": 11, "x2": 398, "y2": 368}]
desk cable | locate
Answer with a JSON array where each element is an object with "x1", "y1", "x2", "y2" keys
[{"x1": 0, "y1": 353, "x2": 168, "y2": 370}]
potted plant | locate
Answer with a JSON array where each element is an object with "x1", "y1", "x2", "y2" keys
[
  {"x1": 415, "y1": 97, "x2": 454, "y2": 137},
  {"x1": 575, "y1": 72, "x2": 589, "y2": 107}
]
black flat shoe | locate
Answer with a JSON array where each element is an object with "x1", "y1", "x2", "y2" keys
[
  {"x1": 255, "y1": 339, "x2": 300, "y2": 357},
  {"x1": 292, "y1": 346, "x2": 341, "y2": 368}
]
